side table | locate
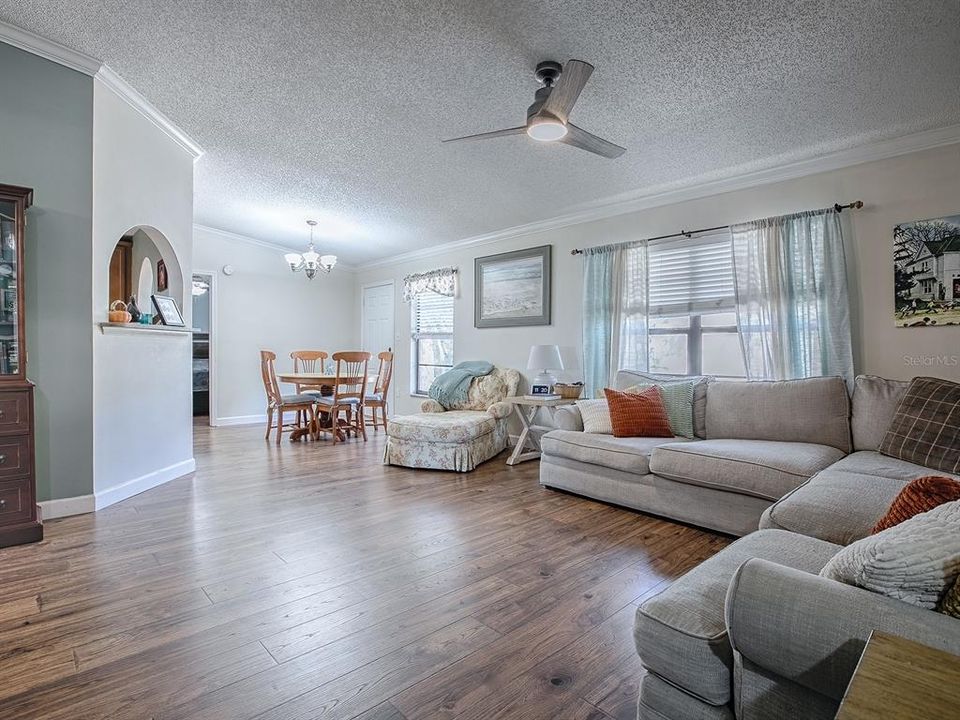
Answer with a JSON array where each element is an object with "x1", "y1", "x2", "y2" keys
[
  {"x1": 505, "y1": 396, "x2": 577, "y2": 465},
  {"x1": 835, "y1": 630, "x2": 960, "y2": 719}
]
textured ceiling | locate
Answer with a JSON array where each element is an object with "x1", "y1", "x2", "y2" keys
[{"x1": 2, "y1": 1, "x2": 959, "y2": 264}]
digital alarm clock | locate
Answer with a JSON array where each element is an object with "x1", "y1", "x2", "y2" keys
[{"x1": 530, "y1": 384, "x2": 553, "y2": 395}]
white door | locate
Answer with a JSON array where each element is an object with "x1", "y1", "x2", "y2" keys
[{"x1": 362, "y1": 282, "x2": 395, "y2": 412}]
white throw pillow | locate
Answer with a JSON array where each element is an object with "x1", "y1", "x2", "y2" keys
[
  {"x1": 819, "y1": 500, "x2": 960, "y2": 609},
  {"x1": 576, "y1": 399, "x2": 612, "y2": 434}
]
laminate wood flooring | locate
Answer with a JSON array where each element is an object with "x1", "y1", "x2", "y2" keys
[{"x1": 0, "y1": 421, "x2": 729, "y2": 719}]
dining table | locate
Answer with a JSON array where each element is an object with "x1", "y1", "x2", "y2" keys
[{"x1": 276, "y1": 371, "x2": 374, "y2": 441}]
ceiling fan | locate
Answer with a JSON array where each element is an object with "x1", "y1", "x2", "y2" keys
[{"x1": 442, "y1": 59, "x2": 625, "y2": 159}]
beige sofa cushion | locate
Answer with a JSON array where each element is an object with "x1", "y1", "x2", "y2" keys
[
  {"x1": 761, "y1": 451, "x2": 960, "y2": 545},
  {"x1": 650, "y1": 439, "x2": 845, "y2": 501},
  {"x1": 705, "y1": 376, "x2": 851, "y2": 452},
  {"x1": 851, "y1": 375, "x2": 909, "y2": 451},
  {"x1": 540, "y1": 430, "x2": 687, "y2": 475},
  {"x1": 635, "y1": 529, "x2": 840, "y2": 706}
]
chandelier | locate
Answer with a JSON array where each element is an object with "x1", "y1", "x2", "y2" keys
[{"x1": 284, "y1": 220, "x2": 337, "y2": 279}]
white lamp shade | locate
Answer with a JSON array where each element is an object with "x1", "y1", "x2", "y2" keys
[
  {"x1": 319, "y1": 254, "x2": 338, "y2": 270},
  {"x1": 284, "y1": 252, "x2": 303, "y2": 267},
  {"x1": 527, "y1": 344, "x2": 563, "y2": 371}
]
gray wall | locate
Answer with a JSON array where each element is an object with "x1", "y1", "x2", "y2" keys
[{"x1": 0, "y1": 42, "x2": 94, "y2": 502}]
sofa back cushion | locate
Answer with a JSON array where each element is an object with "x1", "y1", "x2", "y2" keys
[
  {"x1": 615, "y1": 370, "x2": 709, "y2": 438},
  {"x1": 878, "y1": 376, "x2": 960, "y2": 475},
  {"x1": 705, "y1": 376, "x2": 851, "y2": 452},
  {"x1": 851, "y1": 375, "x2": 909, "y2": 451}
]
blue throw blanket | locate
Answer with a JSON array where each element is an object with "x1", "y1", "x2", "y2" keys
[{"x1": 429, "y1": 361, "x2": 494, "y2": 409}]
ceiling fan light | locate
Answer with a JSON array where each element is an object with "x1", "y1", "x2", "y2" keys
[{"x1": 526, "y1": 119, "x2": 567, "y2": 142}]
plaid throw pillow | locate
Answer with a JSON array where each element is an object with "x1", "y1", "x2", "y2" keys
[
  {"x1": 879, "y1": 377, "x2": 960, "y2": 474},
  {"x1": 603, "y1": 387, "x2": 673, "y2": 438}
]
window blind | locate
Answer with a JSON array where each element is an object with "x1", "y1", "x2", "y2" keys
[
  {"x1": 647, "y1": 232, "x2": 735, "y2": 317},
  {"x1": 412, "y1": 291, "x2": 454, "y2": 337}
]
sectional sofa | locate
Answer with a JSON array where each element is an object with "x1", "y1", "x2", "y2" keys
[{"x1": 538, "y1": 372, "x2": 960, "y2": 720}]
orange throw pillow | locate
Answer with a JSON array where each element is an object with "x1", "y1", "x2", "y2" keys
[
  {"x1": 603, "y1": 387, "x2": 674, "y2": 438},
  {"x1": 871, "y1": 475, "x2": 960, "y2": 534}
]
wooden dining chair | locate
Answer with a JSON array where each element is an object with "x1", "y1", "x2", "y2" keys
[
  {"x1": 314, "y1": 351, "x2": 370, "y2": 444},
  {"x1": 290, "y1": 350, "x2": 328, "y2": 424},
  {"x1": 260, "y1": 350, "x2": 318, "y2": 444},
  {"x1": 365, "y1": 350, "x2": 394, "y2": 431}
]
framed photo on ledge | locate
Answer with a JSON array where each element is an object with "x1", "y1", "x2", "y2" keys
[
  {"x1": 474, "y1": 244, "x2": 551, "y2": 327},
  {"x1": 152, "y1": 295, "x2": 185, "y2": 327}
]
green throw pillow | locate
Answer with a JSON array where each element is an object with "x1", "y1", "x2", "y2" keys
[{"x1": 625, "y1": 381, "x2": 695, "y2": 438}]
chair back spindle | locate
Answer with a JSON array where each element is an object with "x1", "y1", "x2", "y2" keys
[
  {"x1": 332, "y1": 351, "x2": 371, "y2": 404},
  {"x1": 374, "y1": 350, "x2": 394, "y2": 395},
  {"x1": 260, "y1": 350, "x2": 282, "y2": 406}
]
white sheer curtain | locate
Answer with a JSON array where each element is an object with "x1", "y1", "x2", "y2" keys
[
  {"x1": 731, "y1": 208, "x2": 854, "y2": 384},
  {"x1": 582, "y1": 241, "x2": 647, "y2": 397}
]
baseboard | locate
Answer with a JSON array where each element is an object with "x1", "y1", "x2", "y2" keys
[
  {"x1": 95, "y1": 458, "x2": 196, "y2": 510},
  {"x1": 214, "y1": 414, "x2": 266, "y2": 427},
  {"x1": 38, "y1": 494, "x2": 96, "y2": 519}
]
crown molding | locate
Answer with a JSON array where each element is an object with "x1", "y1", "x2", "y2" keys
[
  {"x1": 357, "y1": 123, "x2": 960, "y2": 271},
  {"x1": 0, "y1": 19, "x2": 101, "y2": 75},
  {"x1": 95, "y1": 65, "x2": 204, "y2": 160},
  {"x1": 193, "y1": 224, "x2": 356, "y2": 271},
  {"x1": 0, "y1": 20, "x2": 203, "y2": 160}
]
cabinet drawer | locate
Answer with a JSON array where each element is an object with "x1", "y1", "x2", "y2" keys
[
  {"x1": 0, "y1": 436, "x2": 30, "y2": 478},
  {"x1": 0, "y1": 391, "x2": 30, "y2": 435},
  {"x1": 0, "y1": 477, "x2": 32, "y2": 524}
]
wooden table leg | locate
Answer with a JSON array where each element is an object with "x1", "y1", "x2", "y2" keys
[{"x1": 507, "y1": 405, "x2": 542, "y2": 465}]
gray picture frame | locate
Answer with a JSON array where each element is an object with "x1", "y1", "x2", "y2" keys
[{"x1": 475, "y1": 245, "x2": 551, "y2": 328}]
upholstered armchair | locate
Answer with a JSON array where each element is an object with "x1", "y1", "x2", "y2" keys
[{"x1": 384, "y1": 367, "x2": 520, "y2": 472}]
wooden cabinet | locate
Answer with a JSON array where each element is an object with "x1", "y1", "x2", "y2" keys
[{"x1": 0, "y1": 184, "x2": 41, "y2": 547}]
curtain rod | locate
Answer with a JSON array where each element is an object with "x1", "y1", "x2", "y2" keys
[{"x1": 569, "y1": 200, "x2": 864, "y2": 255}]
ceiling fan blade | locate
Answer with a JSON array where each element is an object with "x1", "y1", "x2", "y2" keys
[
  {"x1": 559, "y1": 123, "x2": 626, "y2": 159},
  {"x1": 442, "y1": 126, "x2": 526, "y2": 144},
  {"x1": 539, "y1": 59, "x2": 594, "y2": 122}
]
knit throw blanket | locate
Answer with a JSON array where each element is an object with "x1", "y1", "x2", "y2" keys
[{"x1": 429, "y1": 361, "x2": 494, "y2": 409}]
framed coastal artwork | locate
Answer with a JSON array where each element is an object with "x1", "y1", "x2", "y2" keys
[
  {"x1": 474, "y1": 245, "x2": 551, "y2": 327},
  {"x1": 893, "y1": 214, "x2": 960, "y2": 328}
]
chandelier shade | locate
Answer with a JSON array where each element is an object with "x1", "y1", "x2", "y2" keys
[{"x1": 284, "y1": 220, "x2": 338, "y2": 278}]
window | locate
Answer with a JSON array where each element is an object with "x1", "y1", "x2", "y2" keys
[
  {"x1": 622, "y1": 233, "x2": 746, "y2": 378},
  {"x1": 411, "y1": 291, "x2": 454, "y2": 395}
]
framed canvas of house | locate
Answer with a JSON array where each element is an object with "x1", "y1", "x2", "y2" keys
[
  {"x1": 893, "y1": 214, "x2": 960, "y2": 328},
  {"x1": 474, "y1": 245, "x2": 551, "y2": 327}
]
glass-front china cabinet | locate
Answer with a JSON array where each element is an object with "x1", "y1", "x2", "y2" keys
[{"x1": 0, "y1": 184, "x2": 42, "y2": 547}]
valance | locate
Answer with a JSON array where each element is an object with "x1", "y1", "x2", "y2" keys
[{"x1": 402, "y1": 267, "x2": 458, "y2": 302}]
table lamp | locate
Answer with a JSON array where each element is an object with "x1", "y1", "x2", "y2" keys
[{"x1": 527, "y1": 344, "x2": 563, "y2": 395}]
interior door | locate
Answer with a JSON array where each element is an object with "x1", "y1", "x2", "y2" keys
[{"x1": 362, "y1": 282, "x2": 395, "y2": 410}]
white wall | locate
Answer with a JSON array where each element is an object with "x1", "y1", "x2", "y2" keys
[
  {"x1": 92, "y1": 79, "x2": 196, "y2": 507},
  {"x1": 356, "y1": 144, "x2": 960, "y2": 417},
  {"x1": 193, "y1": 226, "x2": 358, "y2": 425}
]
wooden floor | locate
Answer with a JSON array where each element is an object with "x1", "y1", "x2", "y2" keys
[{"x1": 0, "y1": 421, "x2": 729, "y2": 720}]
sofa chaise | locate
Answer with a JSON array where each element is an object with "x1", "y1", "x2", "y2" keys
[
  {"x1": 383, "y1": 366, "x2": 520, "y2": 472},
  {"x1": 629, "y1": 374, "x2": 960, "y2": 720}
]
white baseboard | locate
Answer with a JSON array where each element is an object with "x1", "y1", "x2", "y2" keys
[
  {"x1": 214, "y1": 414, "x2": 266, "y2": 427},
  {"x1": 39, "y1": 494, "x2": 96, "y2": 519},
  {"x1": 95, "y1": 458, "x2": 196, "y2": 510}
]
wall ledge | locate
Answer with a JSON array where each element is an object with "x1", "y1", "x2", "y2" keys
[{"x1": 98, "y1": 322, "x2": 193, "y2": 335}]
